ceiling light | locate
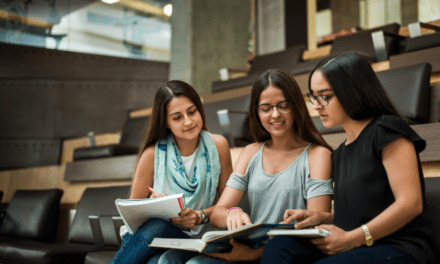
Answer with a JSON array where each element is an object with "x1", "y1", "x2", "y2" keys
[
  {"x1": 102, "y1": 0, "x2": 120, "y2": 4},
  {"x1": 164, "y1": 4, "x2": 172, "y2": 17}
]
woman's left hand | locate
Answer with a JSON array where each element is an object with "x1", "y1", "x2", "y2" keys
[
  {"x1": 170, "y1": 208, "x2": 202, "y2": 228},
  {"x1": 310, "y1": 225, "x2": 361, "y2": 255},
  {"x1": 206, "y1": 239, "x2": 263, "y2": 262}
]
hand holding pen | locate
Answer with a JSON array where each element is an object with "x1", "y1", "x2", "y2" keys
[{"x1": 147, "y1": 186, "x2": 167, "y2": 198}]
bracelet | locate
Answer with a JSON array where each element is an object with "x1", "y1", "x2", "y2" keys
[{"x1": 227, "y1": 207, "x2": 241, "y2": 214}]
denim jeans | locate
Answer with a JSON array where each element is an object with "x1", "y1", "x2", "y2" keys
[
  {"x1": 111, "y1": 218, "x2": 191, "y2": 264},
  {"x1": 158, "y1": 250, "x2": 259, "y2": 264},
  {"x1": 261, "y1": 236, "x2": 418, "y2": 264}
]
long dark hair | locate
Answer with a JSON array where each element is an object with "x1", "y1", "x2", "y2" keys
[
  {"x1": 308, "y1": 53, "x2": 400, "y2": 120},
  {"x1": 250, "y1": 69, "x2": 332, "y2": 151},
  {"x1": 138, "y1": 80, "x2": 208, "y2": 154}
]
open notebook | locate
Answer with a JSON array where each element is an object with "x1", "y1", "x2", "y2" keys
[{"x1": 115, "y1": 193, "x2": 185, "y2": 234}]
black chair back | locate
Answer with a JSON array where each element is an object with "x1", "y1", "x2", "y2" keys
[
  {"x1": 331, "y1": 23, "x2": 401, "y2": 61},
  {"x1": 376, "y1": 63, "x2": 432, "y2": 124},
  {"x1": 0, "y1": 189, "x2": 63, "y2": 242},
  {"x1": 424, "y1": 177, "x2": 440, "y2": 253},
  {"x1": 120, "y1": 116, "x2": 150, "y2": 148},
  {"x1": 68, "y1": 186, "x2": 131, "y2": 247}
]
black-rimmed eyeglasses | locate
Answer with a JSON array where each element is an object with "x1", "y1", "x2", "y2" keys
[{"x1": 306, "y1": 93, "x2": 334, "y2": 106}]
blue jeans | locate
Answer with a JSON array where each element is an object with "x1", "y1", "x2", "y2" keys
[
  {"x1": 261, "y1": 236, "x2": 418, "y2": 264},
  {"x1": 111, "y1": 218, "x2": 191, "y2": 264},
  {"x1": 158, "y1": 249, "x2": 259, "y2": 264}
]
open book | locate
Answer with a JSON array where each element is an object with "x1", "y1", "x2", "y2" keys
[
  {"x1": 115, "y1": 193, "x2": 186, "y2": 234},
  {"x1": 149, "y1": 222, "x2": 296, "y2": 253}
]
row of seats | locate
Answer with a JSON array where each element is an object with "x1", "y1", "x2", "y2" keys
[
  {"x1": 71, "y1": 60, "x2": 434, "y2": 159},
  {"x1": 2, "y1": 177, "x2": 440, "y2": 264},
  {"x1": 0, "y1": 186, "x2": 130, "y2": 264},
  {"x1": 70, "y1": 21, "x2": 440, "y2": 160}
]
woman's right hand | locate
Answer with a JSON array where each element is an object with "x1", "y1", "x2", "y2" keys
[
  {"x1": 281, "y1": 209, "x2": 328, "y2": 228},
  {"x1": 148, "y1": 187, "x2": 167, "y2": 198},
  {"x1": 226, "y1": 208, "x2": 252, "y2": 230}
]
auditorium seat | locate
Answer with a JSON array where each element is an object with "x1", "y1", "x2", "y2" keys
[
  {"x1": 404, "y1": 22, "x2": 440, "y2": 53},
  {"x1": 424, "y1": 177, "x2": 440, "y2": 255},
  {"x1": 0, "y1": 186, "x2": 130, "y2": 264},
  {"x1": 0, "y1": 189, "x2": 63, "y2": 243},
  {"x1": 291, "y1": 23, "x2": 402, "y2": 76},
  {"x1": 0, "y1": 189, "x2": 64, "y2": 263},
  {"x1": 376, "y1": 63, "x2": 432, "y2": 124},
  {"x1": 204, "y1": 95, "x2": 253, "y2": 148},
  {"x1": 211, "y1": 45, "x2": 306, "y2": 93},
  {"x1": 73, "y1": 115, "x2": 149, "y2": 161}
]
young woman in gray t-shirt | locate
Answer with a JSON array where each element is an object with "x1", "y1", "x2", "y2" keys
[{"x1": 187, "y1": 69, "x2": 335, "y2": 264}]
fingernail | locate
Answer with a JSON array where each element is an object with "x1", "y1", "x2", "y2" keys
[{"x1": 147, "y1": 186, "x2": 150, "y2": 191}]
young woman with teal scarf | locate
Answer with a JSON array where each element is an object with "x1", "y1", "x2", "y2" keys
[{"x1": 111, "y1": 80, "x2": 233, "y2": 264}]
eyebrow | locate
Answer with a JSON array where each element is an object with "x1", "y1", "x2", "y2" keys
[
  {"x1": 258, "y1": 100, "x2": 287, "y2": 106},
  {"x1": 313, "y1": 88, "x2": 333, "y2": 95},
  {"x1": 169, "y1": 104, "x2": 196, "y2": 116}
]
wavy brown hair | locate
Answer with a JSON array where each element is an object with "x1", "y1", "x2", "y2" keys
[{"x1": 250, "y1": 69, "x2": 332, "y2": 151}]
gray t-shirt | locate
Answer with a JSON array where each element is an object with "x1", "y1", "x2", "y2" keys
[{"x1": 226, "y1": 142, "x2": 333, "y2": 224}]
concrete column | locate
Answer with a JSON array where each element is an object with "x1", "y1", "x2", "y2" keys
[
  {"x1": 170, "y1": 0, "x2": 251, "y2": 96},
  {"x1": 257, "y1": 0, "x2": 285, "y2": 55},
  {"x1": 257, "y1": 0, "x2": 310, "y2": 54},
  {"x1": 170, "y1": 0, "x2": 193, "y2": 85}
]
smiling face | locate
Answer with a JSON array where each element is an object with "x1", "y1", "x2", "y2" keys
[
  {"x1": 257, "y1": 85, "x2": 294, "y2": 138},
  {"x1": 166, "y1": 95, "x2": 203, "y2": 142},
  {"x1": 310, "y1": 70, "x2": 350, "y2": 128}
]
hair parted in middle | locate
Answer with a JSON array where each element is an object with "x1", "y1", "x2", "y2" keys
[
  {"x1": 308, "y1": 53, "x2": 400, "y2": 121},
  {"x1": 138, "y1": 80, "x2": 208, "y2": 154},
  {"x1": 250, "y1": 69, "x2": 332, "y2": 151}
]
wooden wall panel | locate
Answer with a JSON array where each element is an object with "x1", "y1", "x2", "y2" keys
[
  {"x1": 0, "y1": 165, "x2": 132, "y2": 205},
  {"x1": 61, "y1": 133, "x2": 120, "y2": 164}
]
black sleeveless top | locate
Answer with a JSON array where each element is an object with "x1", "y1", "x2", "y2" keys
[{"x1": 332, "y1": 115, "x2": 438, "y2": 264}]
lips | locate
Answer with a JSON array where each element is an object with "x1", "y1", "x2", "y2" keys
[
  {"x1": 270, "y1": 121, "x2": 284, "y2": 128},
  {"x1": 184, "y1": 126, "x2": 196, "y2": 132}
]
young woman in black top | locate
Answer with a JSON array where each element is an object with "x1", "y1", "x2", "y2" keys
[{"x1": 260, "y1": 53, "x2": 439, "y2": 264}]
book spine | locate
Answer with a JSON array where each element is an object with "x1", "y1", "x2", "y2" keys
[{"x1": 178, "y1": 197, "x2": 184, "y2": 210}]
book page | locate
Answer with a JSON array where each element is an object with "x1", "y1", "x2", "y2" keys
[
  {"x1": 115, "y1": 193, "x2": 185, "y2": 234},
  {"x1": 201, "y1": 223, "x2": 254, "y2": 241}
]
